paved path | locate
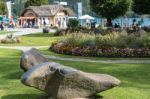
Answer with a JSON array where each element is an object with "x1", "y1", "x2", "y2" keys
[
  {"x1": 0, "y1": 28, "x2": 42, "y2": 40},
  {"x1": 45, "y1": 55, "x2": 150, "y2": 64},
  {"x1": 0, "y1": 46, "x2": 150, "y2": 64},
  {"x1": 0, "y1": 46, "x2": 48, "y2": 52}
]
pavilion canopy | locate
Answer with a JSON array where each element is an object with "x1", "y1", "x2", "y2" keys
[{"x1": 79, "y1": 15, "x2": 94, "y2": 20}]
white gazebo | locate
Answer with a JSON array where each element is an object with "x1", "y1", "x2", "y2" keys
[
  {"x1": 79, "y1": 14, "x2": 94, "y2": 28},
  {"x1": 79, "y1": 15, "x2": 94, "y2": 20}
]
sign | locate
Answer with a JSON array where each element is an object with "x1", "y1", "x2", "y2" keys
[
  {"x1": 77, "y1": 2, "x2": 82, "y2": 18},
  {"x1": 59, "y1": 2, "x2": 68, "y2": 6}
]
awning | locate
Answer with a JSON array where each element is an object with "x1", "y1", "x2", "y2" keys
[
  {"x1": 79, "y1": 15, "x2": 94, "y2": 20},
  {"x1": 0, "y1": 16, "x2": 3, "y2": 20},
  {"x1": 19, "y1": 17, "x2": 36, "y2": 19}
]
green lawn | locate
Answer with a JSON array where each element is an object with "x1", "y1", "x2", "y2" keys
[
  {"x1": 0, "y1": 49, "x2": 46, "y2": 99},
  {"x1": 0, "y1": 48, "x2": 150, "y2": 99},
  {"x1": 51, "y1": 59, "x2": 150, "y2": 99},
  {"x1": 0, "y1": 33, "x2": 63, "y2": 46},
  {"x1": 0, "y1": 31, "x2": 18, "y2": 35}
]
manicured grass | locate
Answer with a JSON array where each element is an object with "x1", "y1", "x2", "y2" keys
[
  {"x1": 0, "y1": 48, "x2": 150, "y2": 99},
  {"x1": 0, "y1": 49, "x2": 46, "y2": 99},
  {"x1": 0, "y1": 31, "x2": 17, "y2": 35},
  {"x1": 0, "y1": 33, "x2": 63, "y2": 46},
  {"x1": 51, "y1": 59, "x2": 150, "y2": 99}
]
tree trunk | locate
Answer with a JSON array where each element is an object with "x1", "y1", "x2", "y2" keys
[{"x1": 106, "y1": 18, "x2": 113, "y2": 27}]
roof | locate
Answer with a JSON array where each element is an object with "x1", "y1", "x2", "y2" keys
[{"x1": 21, "y1": 5, "x2": 76, "y2": 17}]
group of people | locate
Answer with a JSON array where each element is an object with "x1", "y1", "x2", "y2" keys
[
  {"x1": 19, "y1": 18, "x2": 49, "y2": 28},
  {"x1": 0, "y1": 19, "x2": 16, "y2": 31}
]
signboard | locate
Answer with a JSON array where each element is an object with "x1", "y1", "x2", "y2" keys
[
  {"x1": 59, "y1": 2, "x2": 68, "y2": 6},
  {"x1": 77, "y1": 2, "x2": 82, "y2": 18}
]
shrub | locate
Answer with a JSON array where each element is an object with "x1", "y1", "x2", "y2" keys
[
  {"x1": 68, "y1": 19, "x2": 79, "y2": 30},
  {"x1": 54, "y1": 29, "x2": 68, "y2": 36},
  {"x1": 64, "y1": 33, "x2": 96, "y2": 47},
  {"x1": 43, "y1": 27, "x2": 49, "y2": 33},
  {"x1": 139, "y1": 33, "x2": 150, "y2": 49}
]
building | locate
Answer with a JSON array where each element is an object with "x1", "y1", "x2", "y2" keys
[{"x1": 20, "y1": 5, "x2": 76, "y2": 28}]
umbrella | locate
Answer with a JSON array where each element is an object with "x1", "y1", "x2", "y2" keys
[{"x1": 79, "y1": 15, "x2": 94, "y2": 20}]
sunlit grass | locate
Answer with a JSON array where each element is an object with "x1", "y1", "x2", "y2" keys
[
  {"x1": 0, "y1": 49, "x2": 46, "y2": 99},
  {"x1": 0, "y1": 48, "x2": 150, "y2": 99},
  {"x1": 0, "y1": 33, "x2": 63, "y2": 46}
]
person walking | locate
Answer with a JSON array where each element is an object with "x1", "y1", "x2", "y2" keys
[{"x1": 0, "y1": 22, "x2": 4, "y2": 31}]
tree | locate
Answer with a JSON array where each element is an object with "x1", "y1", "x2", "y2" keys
[
  {"x1": 0, "y1": 1, "x2": 7, "y2": 15},
  {"x1": 25, "y1": 0, "x2": 48, "y2": 8},
  {"x1": 12, "y1": 0, "x2": 27, "y2": 16},
  {"x1": 132, "y1": 0, "x2": 150, "y2": 15},
  {"x1": 68, "y1": 19, "x2": 79, "y2": 29},
  {"x1": 90, "y1": 0, "x2": 131, "y2": 26}
]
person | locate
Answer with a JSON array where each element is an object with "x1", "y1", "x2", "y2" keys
[
  {"x1": 114, "y1": 23, "x2": 118, "y2": 28},
  {"x1": 86, "y1": 19, "x2": 90, "y2": 28},
  {"x1": 132, "y1": 19, "x2": 137, "y2": 31},
  {"x1": 44, "y1": 20, "x2": 46, "y2": 26},
  {"x1": 0, "y1": 22, "x2": 4, "y2": 31}
]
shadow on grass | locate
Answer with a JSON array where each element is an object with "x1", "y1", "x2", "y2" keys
[
  {"x1": 52, "y1": 60, "x2": 150, "y2": 90},
  {"x1": 2, "y1": 71, "x2": 23, "y2": 80},
  {"x1": 1, "y1": 94, "x2": 103, "y2": 99},
  {"x1": 24, "y1": 33, "x2": 54, "y2": 38},
  {"x1": 1, "y1": 94, "x2": 49, "y2": 99}
]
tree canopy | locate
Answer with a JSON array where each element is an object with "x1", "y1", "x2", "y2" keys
[
  {"x1": 0, "y1": 1, "x2": 7, "y2": 15},
  {"x1": 25, "y1": 0, "x2": 49, "y2": 8},
  {"x1": 90, "y1": 0, "x2": 131, "y2": 19},
  {"x1": 132, "y1": 0, "x2": 150, "y2": 15},
  {"x1": 90, "y1": 0, "x2": 131, "y2": 26}
]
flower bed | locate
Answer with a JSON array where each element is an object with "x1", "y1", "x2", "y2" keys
[
  {"x1": 50, "y1": 43, "x2": 149, "y2": 57},
  {"x1": 50, "y1": 32, "x2": 150, "y2": 57}
]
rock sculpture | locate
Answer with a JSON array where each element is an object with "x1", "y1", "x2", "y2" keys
[
  {"x1": 21, "y1": 49, "x2": 121, "y2": 99},
  {"x1": 20, "y1": 48, "x2": 49, "y2": 71}
]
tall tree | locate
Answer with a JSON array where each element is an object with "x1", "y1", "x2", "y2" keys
[
  {"x1": 82, "y1": 0, "x2": 91, "y2": 14},
  {"x1": 25, "y1": 0, "x2": 48, "y2": 8},
  {"x1": 90, "y1": 0, "x2": 131, "y2": 26},
  {"x1": 12, "y1": 0, "x2": 27, "y2": 16},
  {"x1": 132, "y1": 0, "x2": 150, "y2": 15},
  {"x1": 0, "y1": 1, "x2": 7, "y2": 15}
]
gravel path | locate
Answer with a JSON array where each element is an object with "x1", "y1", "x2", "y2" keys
[
  {"x1": 0, "y1": 28, "x2": 42, "y2": 40},
  {"x1": 0, "y1": 46, "x2": 48, "y2": 52},
  {"x1": 0, "y1": 46, "x2": 149, "y2": 64},
  {"x1": 45, "y1": 55, "x2": 150, "y2": 64}
]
